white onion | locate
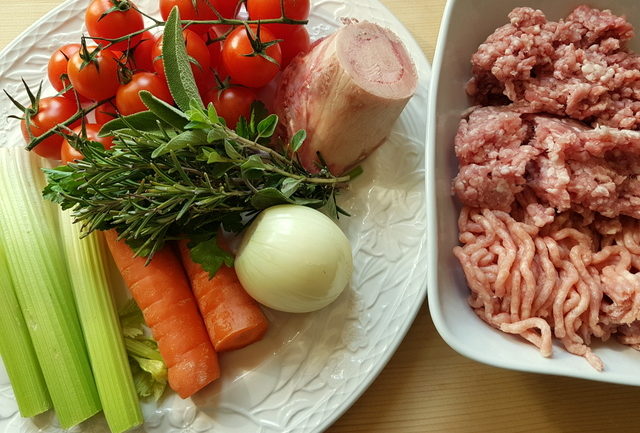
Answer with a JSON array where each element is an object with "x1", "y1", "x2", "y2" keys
[{"x1": 235, "y1": 204, "x2": 353, "y2": 313}]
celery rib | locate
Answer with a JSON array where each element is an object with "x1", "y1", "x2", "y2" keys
[
  {"x1": 0, "y1": 148, "x2": 101, "y2": 428},
  {"x1": 59, "y1": 209, "x2": 143, "y2": 433},
  {"x1": 0, "y1": 245, "x2": 52, "y2": 417}
]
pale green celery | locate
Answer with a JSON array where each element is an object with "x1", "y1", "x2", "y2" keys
[
  {"x1": 59, "y1": 209, "x2": 143, "y2": 433},
  {"x1": 0, "y1": 244, "x2": 52, "y2": 417},
  {"x1": 0, "y1": 147, "x2": 100, "y2": 428},
  {"x1": 119, "y1": 301, "x2": 167, "y2": 402}
]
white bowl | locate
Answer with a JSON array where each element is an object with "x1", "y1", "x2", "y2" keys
[{"x1": 426, "y1": 0, "x2": 640, "y2": 385}]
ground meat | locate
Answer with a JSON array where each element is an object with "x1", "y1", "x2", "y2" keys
[
  {"x1": 453, "y1": 108, "x2": 640, "y2": 219},
  {"x1": 528, "y1": 117, "x2": 640, "y2": 218},
  {"x1": 467, "y1": 6, "x2": 640, "y2": 130},
  {"x1": 452, "y1": 107, "x2": 538, "y2": 211}
]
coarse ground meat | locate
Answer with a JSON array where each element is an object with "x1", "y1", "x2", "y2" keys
[
  {"x1": 528, "y1": 117, "x2": 640, "y2": 218},
  {"x1": 453, "y1": 108, "x2": 640, "y2": 219},
  {"x1": 452, "y1": 107, "x2": 538, "y2": 211},
  {"x1": 466, "y1": 5, "x2": 640, "y2": 130}
]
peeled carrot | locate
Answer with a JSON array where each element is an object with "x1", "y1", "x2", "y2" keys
[
  {"x1": 104, "y1": 230, "x2": 219, "y2": 399},
  {"x1": 178, "y1": 240, "x2": 269, "y2": 352}
]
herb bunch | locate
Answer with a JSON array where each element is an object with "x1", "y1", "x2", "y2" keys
[{"x1": 44, "y1": 93, "x2": 350, "y2": 257}]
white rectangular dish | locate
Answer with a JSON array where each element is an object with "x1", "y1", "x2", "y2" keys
[{"x1": 426, "y1": 0, "x2": 640, "y2": 385}]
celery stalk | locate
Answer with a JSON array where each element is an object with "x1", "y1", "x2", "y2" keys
[
  {"x1": 0, "y1": 148, "x2": 101, "y2": 428},
  {"x1": 59, "y1": 209, "x2": 143, "y2": 433},
  {"x1": 0, "y1": 245, "x2": 52, "y2": 417}
]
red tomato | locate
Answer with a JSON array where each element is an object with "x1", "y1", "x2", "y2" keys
[
  {"x1": 205, "y1": 27, "x2": 224, "y2": 71},
  {"x1": 279, "y1": 25, "x2": 310, "y2": 68},
  {"x1": 159, "y1": 0, "x2": 239, "y2": 34},
  {"x1": 94, "y1": 100, "x2": 119, "y2": 124},
  {"x1": 116, "y1": 72, "x2": 174, "y2": 115},
  {"x1": 204, "y1": 86, "x2": 257, "y2": 129},
  {"x1": 152, "y1": 29, "x2": 211, "y2": 89},
  {"x1": 130, "y1": 31, "x2": 158, "y2": 72},
  {"x1": 85, "y1": 0, "x2": 144, "y2": 51},
  {"x1": 246, "y1": 0, "x2": 310, "y2": 38},
  {"x1": 47, "y1": 44, "x2": 82, "y2": 99},
  {"x1": 222, "y1": 26, "x2": 281, "y2": 88},
  {"x1": 67, "y1": 48, "x2": 122, "y2": 101},
  {"x1": 60, "y1": 123, "x2": 115, "y2": 164},
  {"x1": 21, "y1": 97, "x2": 81, "y2": 160}
]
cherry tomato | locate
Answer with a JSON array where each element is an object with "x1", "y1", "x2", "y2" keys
[
  {"x1": 21, "y1": 97, "x2": 81, "y2": 160},
  {"x1": 222, "y1": 25, "x2": 281, "y2": 88},
  {"x1": 152, "y1": 29, "x2": 211, "y2": 88},
  {"x1": 85, "y1": 0, "x2": 144, "y2": 51},
  {"x1": 67, "y1": 48, "x2": 121, "y2": 101},
  {"x1": 130, "y1": 31, "x2": 158, "y2": 72},
  {"x1": 116, "y1": 72, "x2": 174, "y2": 115},
  {"x1": 204, "y1": 86, "x2": 257, "y2": 129},
  {"x1": 159, "y1": 0, "x2": 239, "y2": 34},
  {"x1": 278, "y1": 25, "x2": 310, "y2": 68},
  {"x1": 205, "y1": 27, "x2": 224, "y2": 71},
  {"x1": 47, "y1": 44, "x2": 82, "y2": 99},
  {"x1": 246, "y1": 0, "x2": 310, "y2": 38},
  {"x1": 60, "y1": 123, "x2": 115, "y2": 164},
  {"x1": 94, "y1": 100, "x2": 119, "y2": 124}
]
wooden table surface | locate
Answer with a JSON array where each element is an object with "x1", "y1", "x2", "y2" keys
[{"x1": 3, "y1": 1, "x2": 639, "y2": 433}]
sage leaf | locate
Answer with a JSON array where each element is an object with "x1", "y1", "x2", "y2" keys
[
  {"x1": 291, "y1": 129, "x2": 306, "y2": 152},
  {"x1": 151, "y1": 130, "x2": 207, "y2": 158},
  {"x1": 256, "y1": 114, "x2": 278, "y2": 138},
  {"x1": 162, "y1": 7, "x2": 203, "y2": 111},
  {"x1": 139, "y1": 91, "x2": 188, "y2": 130},
  {"x1": 99, "y1": 111, "x2": 164, "y2": 136}
]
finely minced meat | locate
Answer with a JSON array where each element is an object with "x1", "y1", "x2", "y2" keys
[{"x1": 466, "y1": 6, "x2": 640, "y2": 130}]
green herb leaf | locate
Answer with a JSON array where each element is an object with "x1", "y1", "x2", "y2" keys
[
  {"x1": 151, "y1": 130, "x2": 207, "y2": 158},
  {"x1": 189, "y1": 237, "x2": 234, "y2": 278},
  {"x1": 207, "y1": 103, "x2": 219, "y2": 124},
  {"x1": 224, "y1": 139, "x2": 243, "y2": 160},
  {"x1": 281, "y1": 178, "x2": 301, "y2": 197},
  {"x1": 291, "y1": 129, "x2": 306, "y2": 152},
  {"x1": 139, "y1": 90, "x2": 189, "y2": 130},
  {"x1": 250, "y1": 187, "x2": 293, "y2": 209},
  {"x1": 345, "y1": 165, "x2": 364, "y2": 180},
  {"x1": 256, "y1": 114, "x2": 278, "y2": 138},
  {"x1": 162, "y1": 7, "x2": 203, "y2": 111},
  {"x1": 99, "y1": 111, "x2": 164, "y2": 136},
  {"x1": 204, "y1": 149, "x2": 230, "y2": 164},
  {"x1": 207, "y1": 128, "x2": 226, "y2": 143},
  {"x1": 240, "y1": 154, "x2": 267, "y2": 177}
]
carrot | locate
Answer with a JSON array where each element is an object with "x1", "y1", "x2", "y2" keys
[
  {"x1": 104, "y1": 230, "x2": 219, "y2": 399},
  {"x1": 178, "y1": 240, "x2": 269, "y2": 352}
]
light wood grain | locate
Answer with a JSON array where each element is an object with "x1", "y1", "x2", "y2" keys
[{"x1": 3, "y1": 2, "x2": 640, "y2": 433}]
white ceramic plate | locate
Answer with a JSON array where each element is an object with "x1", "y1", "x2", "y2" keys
[
  {"x1": 427, "y1": 0, "x2": 640, "y2": 386},
  {"x1": 0, "y1": 0, "x2": 430, "y2": 431}
]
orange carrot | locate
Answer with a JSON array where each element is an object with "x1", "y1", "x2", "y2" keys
[
  {"x1": 104, "y1": 230, "x2": 219, "y2": 398},
  {"x1": 178, "y1": 240, "x2": 269, "y2": 352}
]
